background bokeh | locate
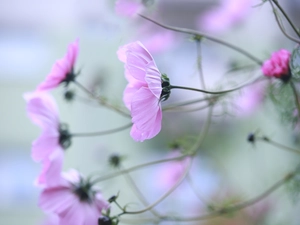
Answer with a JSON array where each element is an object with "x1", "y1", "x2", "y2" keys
[{"x1": 1, "y1": 0, "x2": 300, "y2": 224}]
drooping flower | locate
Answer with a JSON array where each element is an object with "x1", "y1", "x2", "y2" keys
[
  {"x1": 262, "y1": 49, "x2": 291, "y2": 80},
  {"x1": 39, "y1": 169, "x2": 109, "y2": 225},
  {"x1": 197, "y1": 0, "x2": 252, "y2": 33},
  {"x1": 118, "y1": 41, "x2": 170, "y2": 141},
  {"x1": 37, "y1": 39, "x2": 79, "y2": 91},
  {"x1": 115, "y1": 0, "x2": 144, "y2": 17},
  {"x1": 24, "y1": 91, "x2": 71, "y2": 186}
]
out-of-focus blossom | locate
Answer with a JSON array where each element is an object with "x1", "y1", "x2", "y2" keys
[
  {"x1": 115, "y1": 0, "x2": 144, "y2": 17},
  {"x1": 234, "y1": 82, "x2": 266, "y2": 116},
  {"x1": 37, "y1": 39, "x2": 79, "y2": 91},
  {"x1": 142, "y1": 31, "x2": 176, "y2": 54},
  {"x1": 262, "y1": 49, "x2": 291, "y2": 80},
  {"x1": 118, "y1": 41, "x2": 166, "y2": 142},
  {"x1": 157, "y1": 151, "x2": 191, "y2": 190},
  {"x1": 197, "y1": 0, "x2": 252, "y2": 33},
  {"x1": 24, "y1": 92, "x2": 70, "y2": 186},
  {"x1": 39, "y1": 169, "x2": 109, "y2": 225},
  {"x1": 41, "y1": 214, "x2": 60, "y2": 225}
]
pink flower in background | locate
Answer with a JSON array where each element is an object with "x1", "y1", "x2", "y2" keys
[
  {"x1": 39, "y1": 169, "x2": 109, "y2": 225},
  {"x1": 197, "y1": 0, "x2": 252, "y2": 33},
  {"x1": 142, "y1": 31, "x2": 176, "y2": 54},
  {"x1": 157, "y1": 151, "x2": 191, "y2": 190},
  {"x1": 24, "y1": 91, "x2": 70, "y2": 186},
  {"x1": 37, "y1": 39, "x2": 79, "y2": 91},
  {"x1": 262, "y1": 49, "x2": 291, "y2": 79},
  {"x1": 118, "y1": 41, "x2": 164, "y2": 142},
  {"x1": 115, "y1": 0, "x2": 143, "y2": 17}
]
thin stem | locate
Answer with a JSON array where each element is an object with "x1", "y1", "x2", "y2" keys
[
  {"x1": 196, "y1": 40, "x2": 206, "y2": 89},
  {"x1": 290, "y1": 81, "x2": 300, "y2": 116},
  {"x1": 186, "y1": 173, "x2": 209, "y2": 205},
  {"x1": 268, "y1": 0, "x2": 300, "y2": 43},
  {"x1": 71, "y1": 123, "x2": 132, "y2": 137},
  {"x1": 257, "y1": 136, "x2": 300, "y2": 155},
  {"x1": 119, "y1": 165, "x2": 161, "y2": 217},
  {"x1": 169, "y1": 74, "x2": 261, "y2": 95},
  {"x1": 90, "y1": 154, "x2": 189, "y2": 185},
  {"x1": 162, "y1": 95, "x2": 220, "y2": 111},
  {"x1": 164, "y1": 103, "x2": 212, "y2": 113},
  {"x1": 159, "y1": 169, "x2": 297, "y2": 222},
  {"x1": 138, "y1": 14, "x2": 263, "y2": 65},
  {"x1": 74, "y1": 80, "x2": 131, "y2": 118},
  {"x1": 119, "y1": 158, "x2": 193, "y2": 215},
  {"x1": 271, "y1": 0, "x2": 300, "y2": 38}
]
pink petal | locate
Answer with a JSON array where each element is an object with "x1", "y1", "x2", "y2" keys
[
  {"x1": 59, "y1": 203, "x2": 84, "y2": 225},
  {"x1": 36, "y1": 149, "x2": 64, "y2": 188},
  {"x1": 32, "y1": 130, "x2": 59, "y2": 161},
  {"x1": 24, "y1": 92, "x2": 60, "y2": 130},
  {"x1": 37, "y1": 39, "x2": 79, "y2": 91},
  {"x1": 123, "y1": 82, "x2": 145, "y2": 110},
  {"x1": 131, "y1": 87, "x2": 161, "y2": 131},
  {"x1": 145, "y1": 61, "x2": 162, "y2": 99}
]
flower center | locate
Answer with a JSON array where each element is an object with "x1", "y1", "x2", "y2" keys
[
  {"x1": 160, "y1": 73, "x2": 171, "y2": 101},
  {"x1": 59, "y1": 123, "x2": 72, "y2": 149},
  {"x1": 73, "y1": 181, "x2": 94, "y2": 203},
  {"x1": 61, "y1": 68, "x2": 77, "y2": 87}
]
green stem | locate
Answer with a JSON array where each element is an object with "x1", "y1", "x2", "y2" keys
[
  {"x1": 71, "y1": 123, "x2": 132, "y2": 137},
  {"x1": 138, "y1": 14, "x2": 263, "y2": 65},
  {"x1": 258, "y1": 136, "x2": 300, "y2": 155},
  {"x1": 271, "y1": 0, "x2": 300, "y2": 38}
]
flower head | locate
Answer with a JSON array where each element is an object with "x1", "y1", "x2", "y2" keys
[
  {"x1": 262, "y1": 49, "x2": 291, "y2": 80},
  {"x1": 37, "y1": 39, "x2": 79, "y2": 91},
  {"x1": 24, "y1": 91, "x2": 71, "y2": 186},
  {"x1": 39, "y1": 169, "x2": 109, "y2": 225},
  {"x1": 118, "y1": 41, "x2": 169, "y2": 141}
]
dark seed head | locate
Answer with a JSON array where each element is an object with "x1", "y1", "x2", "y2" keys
[{"x1": 98, "y1": 216, "x2": 112, "y2": 225}]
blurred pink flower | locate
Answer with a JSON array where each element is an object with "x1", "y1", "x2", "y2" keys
[
  {"x1": 262, "y1": 49, "x2": 291, "y2": 79},
  {"x1": 39, "y1": 169, "x2": 109, "y2": 225},
  {"x1": 197, "y1": 0, "x2": 252, "y2": 33},
  {"x1": 157, "y1": 151, "x2": 190, "y2": 190},
  {"x1": 118, "y1": 41, "x2": 164, "y2": 141},
  {"x1": 24, "y1": 91, "x2": 70, "y2": 186},
  {"x1": 37, "y1": 39, "x2": 79, "y2": 91},
  {"x1": 234, "y1": 82, "x2": 266, "y2": 116},
  {"x1": 142, "y1": 31, "x2": 176, "y2": 54},
  {"x1": 115, "y1": 0, "x2": 143, "y2": 17}
]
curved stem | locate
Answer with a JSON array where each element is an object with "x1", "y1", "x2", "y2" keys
[
  {"x1": 160, "y1": 169, "x2": 297, "y2": 221},
  {"x1": 119, "y1": 158, "x2": 193, "y2": 215},
  {"x1": 74, "y1": 80, "x2": 131, "y2": 118},
  {"x1": 290, "y1": 81, "x2": 300, "y2": 117},
  {"x1": 90, "y1": 154, "x2": 189, "y2": 185},
  {"x1": 138, "y1": 14, "x2": 263, "y2": 65},
  {"x1": 169, "y1": 75, "x2": 262, "y2": 94},
  {"x1": 268, "y1": 0, "x2": 300, "y2": 43},
  {"x1": 196, "y1": 40, "x2": 206, "y2": 89},
  {"x1": 119, "y1": 165, "x2": 161, "y2": 217},
  {"x1": 71, "y1": 123, "x2": 132, "y2": 137},
  {"x1": 271, "y1": 0, "x2": 300, "y2": 38},
  {"x1": 258, "y1": 136, "x2": 300, "y2": 155}
]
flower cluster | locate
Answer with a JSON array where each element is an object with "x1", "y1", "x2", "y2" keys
[{"x1": 25, "y1": 39, "x2": 109, "y2": 225}]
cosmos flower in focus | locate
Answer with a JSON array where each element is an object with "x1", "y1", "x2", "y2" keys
[
  {"x1": 37, "y1": 39, "x2": 79, "y2": 91},
  {"x1": 262, "y1": 49, "x2": 291, "y2": 80},
  {"x1": 39, "y1": 169, "x2": 109, "y2": 225},
  {"x1": 118, "y1": 41, "x2": 170, "y2": 141}
]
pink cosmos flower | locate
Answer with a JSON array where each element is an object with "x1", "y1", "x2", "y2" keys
[
  {"x1": 262, "y1": 49, "x2": 291, "y2": 79},
  {"x1": 115, "y1": 0, "x2": 143, "y2": 18},
  {"x1": 24, "y1": 91, "x2": 70, "y2": 186},
  {"x1": 118, "y1": 41, "x2": 166, "y2": 142},
  {"x1": 197, "y1": 0, "x2": 252, "y2": 33},
  {"x1": 37, "y1": 39, "x2": 79, "y2": 91},
  {"x1": 39, "y1": 169, "x2": 109, "y2": 225}
]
